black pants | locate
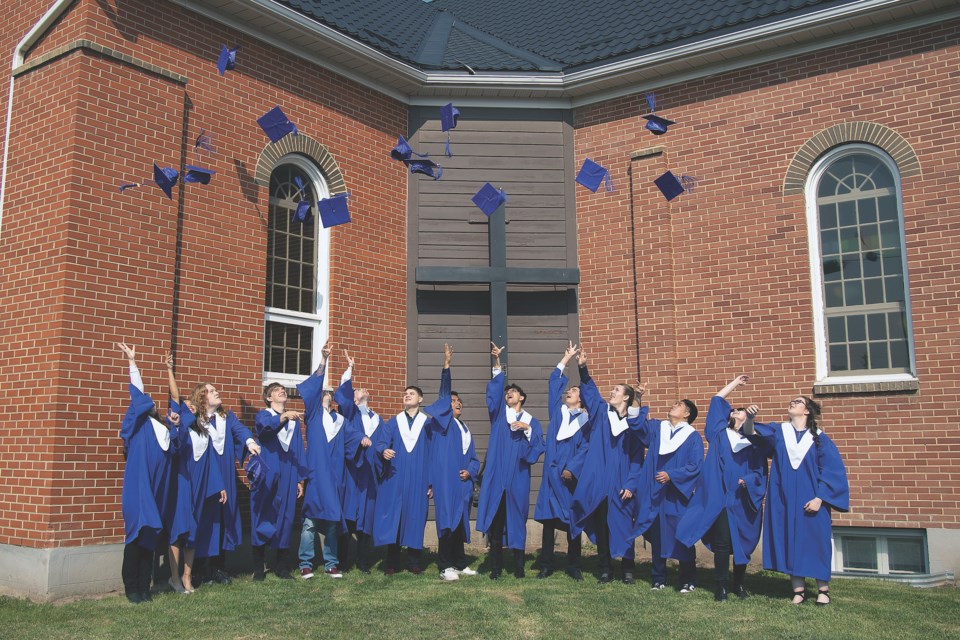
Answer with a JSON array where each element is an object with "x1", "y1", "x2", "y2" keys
[
  {"x1": 438, "y1": 521, "x2": 469, "y2": 571},
  {"x1": 487, "y1": 495, "x2": 523, "y2": 571},
  {"x1": 591, "y1": 501, "x2": 634, "y2": 573},
  {"x1": 386, "y1": 542, "x2": 422, "y2": 571},
  {"x1": 538, "y1": 519, "x2": 582, "y2": 570},
  {"x1": 339, "y1": 521, "x2": 373, "y2": 572},
  {"x1": 709, "y1": 509, "x2": 745, "y2": 586},
  {"x1": 121, "y1": 539, "x2": 154, "y2": 595}
]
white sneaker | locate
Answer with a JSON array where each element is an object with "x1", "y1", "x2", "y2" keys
[
  {"x1": 680, "y1": 584, "x2": 696, "y2": 594},
  {"x1": 440, "y1": 568, "x2": 460, "y2": 581},
  {"x1": 456, "y1": 567, "x2": 478, "y2": 576}
]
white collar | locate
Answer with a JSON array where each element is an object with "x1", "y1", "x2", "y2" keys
[
  {"x1": 726, "y1": 428, "x2": 752, "y2": 453},
  {"x1": 608, "y1": 407, "x2": 630, "y2": 437},
  {"x1": 149, "y1": 417, "x2": 170, "y2": 451},
  {"x1": 659, "y1": 420, "x2": 695, "y2": 455},
  {"x1": 189, "y1": 429, "x2": 209, "y2": 461},
  {"x1": 396, "y1": 411, "x2": 427, "y2": 453},
  {"x1": 506, "y1": 406, "x2": 531, "y2": 425},
  {"x1": 455, "y1": 418, "x2": 472, "y2": 455},
  {"x1": 268, "y1": 409, "x2": 297, "y2": 452},
  {"x1": 360, "y1": 406, "x2": 380, "y2": 438},
  {"x1": 206, "y1": 414, "x2": 226, "y2": 455},
  {"x1": 557, "y1": 406, "x2": 588, "y2": 441},
  {"x1": 322, "y1": 409, "x2": 344, "y2": 443},
  {"x1": 781, "y1": 422, "x2": 814, "y2": 470}
]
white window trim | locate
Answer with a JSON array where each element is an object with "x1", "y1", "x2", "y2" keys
[
  {"x1": 262, "y1": 154, "x2": 332, "y2": 388},
  {"x1": 833, "y1": 527, "x2": 927, "y2": 575},
  {"x1": 805, "y1": 143, "x2": 918, "y2": 385}
]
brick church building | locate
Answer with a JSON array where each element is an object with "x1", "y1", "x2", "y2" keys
[{"x1": 0, "y1": 0, "x2": 957, "y2": 599}]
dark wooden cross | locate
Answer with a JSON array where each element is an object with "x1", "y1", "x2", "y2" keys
[{"x1": 415, "y1": 203, "x2": 579, "y2": 369}]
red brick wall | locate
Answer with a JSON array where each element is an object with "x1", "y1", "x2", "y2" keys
[
  {"x1": 574, "y1": 20, "x2": 960, "y2": 529},
  {"x1": 0, "y1": 0, "x2": 407, "y2": 548}
]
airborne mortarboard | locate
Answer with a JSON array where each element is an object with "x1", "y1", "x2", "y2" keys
[
  {"x1": 291, "y1": 176, "x2": 313, "y2": 224},
  {"x1": 245, "y1": 455, "x2": 266, "y2": 491},
  {"x1": 153, "y1": 163, "x2": 179, "y2": 199},
  {"x1": 654, "y1": 170, "x2": 698, "y2": 201},
  {"x1": 471, "y1": 182, "x2": 507, "y2": 217},
  {"x1": 404, "y1": 158, "x2": 442, "y2": 180},
  {"x1": 643, "y1": 93, "x2": 675, "y2": 136},
  {"x1": 575, "y1": 158, "x2": 613, "y2": 193},
  {"x1": 440, "y1": 103, "x2": 460, "y2": 132},
  {"x1": 257, "y1": 106, "x2": 298, "y2": 143},
  {"x1": 194, "y1": 128, "x2": 216, "y2": 156},
  {"x1": 390, "y1": 136, "x2": 414, "y2": 161},
  {"x1": 317, "y1": 193, "x2": 352, "y2": 228},
  {"x1": 183, "y1": 165, "x2": 216, "y2": 185},
  {"x1": 217, "y1": 45, "x2": 238, "y2": 76}
]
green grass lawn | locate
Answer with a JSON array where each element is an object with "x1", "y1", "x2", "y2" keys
[{"x1": 2, "y1": 552, "x2": 958, "y2": 640}]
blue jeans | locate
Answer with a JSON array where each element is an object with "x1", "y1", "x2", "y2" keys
[{"x1": 298, "y1": 518, "x2": 340, "y2": 571}]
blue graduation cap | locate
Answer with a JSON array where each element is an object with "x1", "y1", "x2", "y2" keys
[
  {"x1": 654, "y1": 170, "x2": 697, "y2": 201},
  {"x1": 194, "y1": 128, "x2": 216, "y2": 155},
  {"x1": 257, "y1": 106, "x2": 298, "y2": 143},
  {"x1": 643, "y1": 93, "x2": 675, "y2": 135},
  {"x1": 245, "y1": 455, "x2": 267, "y2": 491},
  {"x1": 291, "y1": 175, "x2": 313, "y2": 224},
  {"x1": 390, "y1": 135, "x2": 414, "y2": 161},
  {"x1": 183, "y1": 165, "x2": 215, "y2": 185},
  {"x1": 318, "y1": 193, "x2": 352, "y2": 228},
  {"x1": 153, "y1": 163, "x2": 179, "y2": 199},
  {"x1": 217, "y1": 45, "x2": 238, "y2": 76},
  {"x1": 440, "y1": 103, "x2": 460, "y2": 132},
  {"x1": 471, "y1": 182, "x2": 507, "y2": 217},
  {"x1": 404, "y1": 158, "x2": 442, "y2": 180},
  {"x1": 575, "y1": 158, "x2": 613, "y2": 192}
]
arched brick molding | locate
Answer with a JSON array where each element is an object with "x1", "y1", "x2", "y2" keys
[
  {"x1": 783, "y1": 122, "x2": 921, "y2": 195},
  {"x1": 253, "y1": 134, "x2": 347, "y2": 193}
]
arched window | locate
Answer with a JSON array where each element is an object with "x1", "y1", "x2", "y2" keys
[
  {"x1": 806, "y1": 144, "x2": 916, "y2": 383},
  {"x1": 263, "y1": 155, "x2": 331, "y2": 386}
]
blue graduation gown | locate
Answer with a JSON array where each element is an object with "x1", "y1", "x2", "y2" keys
[
  {"x1": 475, "y1": 371, "x2": 545, "y2": 550},
  {"x1": 251, "y1": 408, "x2": 308, "y2": 548},
  {"x1": 208, "y1": 410, "x2": 254, "y2": 552},
  {"x1": 534, "y1": 366, "x2": 588, "y2": 530},
  {"x1": 298, "y1": 372, "x2": 364, "y2": 529},
  {"x1": 373, "y1": 386, "x2": 452, "y2": 549},
  {"x1": 632, "y1": 414, "x2": 705, "y2": 562},
  {"x1": 749, "y1": 421, "x2": 849, "y2": 581},
  {"x1": 430, "y1": 369, "x2": 481, "y2": 540},
  {"x1": 170, "y1": 403, "x2": 225, "y2": 558},
  {"x1": 120, "y1": 385, "x2": 177, "y2": 549},
  {"x1": 335, "y1": 379, "x2": 381, "y2": 535},
  {"x1": 675, "y1": 396, "x2": 767, "y2": 564},
  {"x1": 567, "y1": 366, "x2": 644, "y2": 558}
]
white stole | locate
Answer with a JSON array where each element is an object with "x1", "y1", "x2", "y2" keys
[
  {"x1": 506, "y1": 406, "x2": 533, "y2": 441},
  {"x1": 207, "y1": 414, "x2": 227, "y2": 455},
  {"x1": 556, "y1": 406, "x2": 588, "y2": 441},
  {"x1": 268, "y1": 408, "x2": 297, "y2": 452},
  {"x1": 726, "y1": 429, "x2": 752, "y2": 453},
  {"x1": 323, "y1": 410, "x2": 345, "y2": 443},
  {"x1": 360, "y1": 405, "x2": 380, "y2": 438},
  {"x1": 189, "y1": 429, "x2": 209, "y2": 461},
  {"x1": 397, "y1": 411, "x2": 427, "y2": 453},
  {"x1": 781, "y1": 422, "x2": 814, "y2": 470},
  {"x1": 456, "y1": 418, "x2": 472, "y2": 455},
  {"x1": 659, "y1": 420, "x2": 694, "y2": 455},
  {"x1": 608, "y1": 409, "x2": 630, "y2": 437},
  {"x1": 149, "y1": 417, "x2": 170, "y2": 451}
]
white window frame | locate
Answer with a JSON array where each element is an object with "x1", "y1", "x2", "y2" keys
[
  {"x1": 805, "y1": 144, "x2": 918, "y2": 385},
  {"x1": 262, "y1": 154, "x2": 331, "y2": 388},
  {"x1": 833, "y1": 527, "x2": 928, "y2": 575}
]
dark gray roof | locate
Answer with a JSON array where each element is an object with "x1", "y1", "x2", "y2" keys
[{"x1": 277, "y1": 0, "x2": 860, "y2": 72}]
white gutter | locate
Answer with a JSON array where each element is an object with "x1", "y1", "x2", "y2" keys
[{"x1": 0, "y1": 0, "x2": 77, "y2": 239}]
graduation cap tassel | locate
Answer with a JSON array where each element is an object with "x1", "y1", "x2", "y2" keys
[
  {"x1": 680, "y1": 175, "x2": 698, "y2": 194},
  {"x1": 603, "y1": 171, "x2": 614, "y2": 192},
  {"x1": 445, "y1": 134, "x2": 453, "y2": 158}
]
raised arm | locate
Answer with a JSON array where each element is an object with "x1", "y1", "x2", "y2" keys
[
  {"x1": 117, "y1": 343, "x2": 144, "y2": 392},
  {"x1": 716, "y1": 374, "x2": 749, "y2": 400},
  {"x1": 227, "y1": 411, "x2": 259, "y2": 461},
  {"x1": 486, "y1": 342, "x2": 506, "y2": 419},
  {"x1": 164, "y1": 351, "x2": 180, "y2": 402},
  {"x1": 705, "y1": 395, "x2": 732, "y2": 442},
  {"x1": 335, "y1": 351, "x2": 358, "y2": 422},
  {"x1": 549, "y1": 341, "x2": 577, "y2": 422},
  {"x1": 297, "y1": 341, "x2": 331, "y2": 425}
]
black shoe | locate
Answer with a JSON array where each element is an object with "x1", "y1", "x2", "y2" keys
[
  {"x1": 489, "y1": 569, "x2": 502, "y2": 580},
  {"x1": 680, "y1": 583, "x2": 696, "y2": 594},
  {"x1": 565, "y1": 567, "x2": 583, "y2": 582},
  {"x1": 815, "y1": 589, "x2": 831, "y2": 607},
  {"x1": 733, "y1": 584, "x2": 749, "y2": 600},
  {"x1": 514, "y1": 567, "x2": 525, "y2": 579},
  {"x1": 598, "y1": 572, "x2": 613, "y2": 584},
  {"x1": 715, "y1": 585, "x2": 728, "y2": 601},
  {"x1": 622, "y1": 572, "x2": 635, "y2": 585},
  {"x1": 212, "y1": 569, "x2": 232, "y2": 585},
  {"x1": 253, "y1": 566, "x2": 266, "y2": 582},
  {"x1": 125, "y1": 592, "x2": 143, "y2": 604},
  {"x1": 536, "y1": 567, "x2": 553, "y2": 579},
  {"x1": 792, "y1": 590, "x2": 808, "y2": 605},
  {"x1": 275, "y1": 568, "x2": 293, "y2": 580}
]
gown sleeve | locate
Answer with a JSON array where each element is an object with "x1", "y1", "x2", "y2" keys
[
  {"x1": 668, "y1": 432, "x2": 705, "y2": 500},
  {"x1": 816, "y1": 433, "x2": 850, "y2": 512},
  {"x1": 227, "y1": 411, "x2": 254, "y2": 464},
  {"x1": 705, "y1": 396, "x2": 732, "y2": 442}
]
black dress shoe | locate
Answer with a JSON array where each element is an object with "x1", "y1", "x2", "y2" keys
[
  {"x1": 715, "y1": 585, "x2": 728, "y2": 601},
  {"x1": 212, "y1": 569, "x2": 232, "y2": 584},
  {"x1": 275, "y1": 568, "x2": 293, "y2": 580},
  {"x1": 598, "y1": 572, "x2": 613, "y2": 584},
  {"x1": 489, "y1": 569, "x2": 502, "y2": 580},
  {"x1": 733, "y1": 584, "x2": 749, "y2": 599},
  {"x1": 514, "y1": 567, "x2": 525, "y2": 579},
  {"x1": 125, "y1": 592, "x2": 143, "y2": 604},
  {"x1": 253, "y1": 567, "x2": 266, "y2": 582},
  {"x1": 536, "y1": 568, "x2": 553, "y2": 579},
  {"x1": 622, "y1": 572, "x2": 635, "y2": 585},
  {"x1": 565, "y1": 568, "x2": 583, "y2": 582}
]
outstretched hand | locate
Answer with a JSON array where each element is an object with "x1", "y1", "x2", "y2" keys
[
  {"x1": 117, "y1": 342, "x2": 136, "y2": 360},
  {"x1": 444, "y1": 342, "x2": 454, "y2": 367},
  {"x1": 490, "y1": 342, "x2": 505, "y2": 359},
  {"x1": 746, "y1": 405, "x2": 759, "y2": 416},
  {"x1": 576, "y1": 347, "x2": 587, "y2": 367},
  {"x1": 344, "y1": 350, "x2": 355, "y2": 369},
  {"x1": 732, "y1": 374, "x2": 750, "y2": 387},
  {"x1": 163, "y1": 351, "x2": 174, "y2": 370}
]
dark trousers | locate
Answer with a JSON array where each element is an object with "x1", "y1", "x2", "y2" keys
[
  {"x1": 386, "y1": 543, "x2": 421, "y2": 571},
  {"x1": 487, "y1": 495, "x2": 523, "y2": 571},
  {"x1": 646, "y1": 515, "x2": 695, "y2": 585},
  {"x1": 121, "y1": 539, "x2": 154, "y2": 595},
  {"x1": 709, "y1": 509, "x2": 746, "y2": 587},
  {"x1": 591, "y1": 501, "x2": 634, "y2": 573},
  {"x1": 339, "y1": 521, "x2": 373, "y2": 572},
  {"x1": 438, "y1": 521, "x2": 468, "y2": 571},
  {"x1": 538, "y1": 519, "x2": 582, "y2": 570}
]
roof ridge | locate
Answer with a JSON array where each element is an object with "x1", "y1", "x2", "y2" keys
[{"x1": 448, "y1": 15, "x2": 563, "y2": 71}]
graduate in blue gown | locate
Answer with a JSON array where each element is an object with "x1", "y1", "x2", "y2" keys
[
  {"x1": 534, "y1": 342, "x2": 589, "y2": 581},
  {"x1": 430, "y1": 345, "x2": 482, "y2": 581},
  {"x1": 186, "y1": 380, "x2": 260, "y2": 584},
  {"x1": 373, "y1": 350, "x2": 453, "y2": 574},
  {"x1": 631, "y1": 390, "x2": 704, "y2": 592},
  {"x1": 675, "y1": 375, "x2": 767, "y2": 600},
  {"x1": 567, "y1": 349, "x2": 644, "y2": 584},
  {"x1": 117, "y1": 344, "x2": 179, "y2": 603},
  {"x1": 334, "y1": 351, "x2": 379, "y2": 573},
  {"x1": 252, "y1": 382, "x2": 308, "y2": 580},
  {"x1": 745, "y1": 394, "x2": 849, "y2": 606},
  {"x1": 297, "y1": 345, "x2": 365, "y2": 579},
  {"x1": 475, "y1": 342, "x2": 545, "y2": 579}
]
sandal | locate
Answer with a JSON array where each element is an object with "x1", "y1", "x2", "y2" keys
[
  {"x1": 816, "y1": 589, "x2": 831, "y2": 606},
  {"x1": 791, "y1": 589, "x2": 808, "y2": 605}
]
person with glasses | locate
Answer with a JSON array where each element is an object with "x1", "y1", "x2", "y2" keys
[{"x1": 744, "y1": 395, "x2": 849, "y2": 605}]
